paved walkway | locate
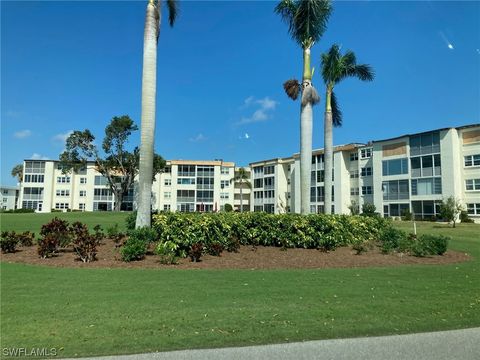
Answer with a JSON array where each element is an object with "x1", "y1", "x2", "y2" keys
[{"x1": 63, "y1": 327, "x2": 480, "y2": 360}]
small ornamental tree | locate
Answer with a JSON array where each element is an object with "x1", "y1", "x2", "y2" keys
[
  {"x1": 59, "y1": 116, "x2": 166, "y2": 211},
  {"x1": 439, "y1": 196, "x2": 464, "y2": 228}
]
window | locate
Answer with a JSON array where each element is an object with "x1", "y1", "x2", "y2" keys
[
  {"x1": 2, "y1": 190, "x2": 8, "y2": 195},
  {"x1": 56, "y1": 189, "x2": 70, "y2": 197},
  {"x1": 350, "y1": 152, "x2": 359, "y2": 161},
  {"x1": 196, "y1": 165, "x2": 214, "y2": 177},
  {"x1": 412, "y1": 200, "x2": 442, "y2": 220},
  {"x1": 264, "y1": 204, "x2": 275, "y2": 213},
  {"x1": 55, "y1": 203, "x2": 69, "y2": 210},
  {"x1": 94, "y1": 188, "x2": 113, "y2": 201},
  {"x1": 382, "y1": 180, "x2": 409, "y2": 200},
  {"x1": 177, "y1": 190, "x2": 195, "y2": 202},
  {"x1": 220, "y1": 180, "x2": 230, "y2": 188},
  {"x1": 361, "y1": 148, "x2": 372, "y2": 158},
  {"x1": 382, "y1": 158, "x2": 408, "y2": 176},
  {"x1": 79, "y1": 190, "x2": 86, "y2": 197},
  {"x1": 163, "y1": 204, "x2": 171, "y2": 211},
  {"x1": 164, "y1": 166, "x2": 171, "y2": 173},
  {"x1": 310, "y1": 186, "x2": 325, "y2": 202},
  {"x1": 264, "y1": 177, "x2": 274, "y2": 188},
  {"x1": 164, "y1": 192, "x2": 171, "y2": 199},
  {"x1": 361, "y1": 167, "x2": 372, "y2": 176},
  {"x1": 221, "y1": 167, "x2": 230, "y2": 175},
  {"x1": 466, "y1": 179, "x2": 480, "y2": 191},
  {"x1": 350, "y1": 170, "x2": 359, "y2": 179},
  {"x1": 464, "y1": 154, "x2": 480, "y2": 167},
  {"x1": 362, "y1": 186, "x2": 373, "y2": 195},
  {"x1": 3, "y1": 198, "x2": 8, "y2": 203},
  {"x1": 253, "y1": 166, "x2": 264, "y2": 175},
  {"x1": 253, "y1": 178, "x2": 263, "y2": 188},
  {"x1": 196, "y1": 190, "x2": 213, "y2": 202},
  {"x1": 164, "y1": 179, "x2": 171, "y2": 186},
  {"x1": 410, "y1": 132, "x2": 440, "y2": 156},
  {"x1": 177, "y1": 178, "x2": 195, "y2": 185},
  {"x1": 24, "y1": 161, "x2": 45, "y2": 174},
  {"x1": 57, "y1": 176, "x2": 71, "y2": 184},
  {"x1": 94, "y1": 176, "x2": 108, "y2": 186},
  {"x1": 467, "y1": 203, "x2": 480, "y2": 215},
  {"x1": 79, "y1": 203, "x2": 85, "y2": 210},
  {"x1": 254, "y1": 191, "x2": 263, "y2": 199},
  {"x1": 411, "y1": 154, "x2": 441, "y2": 177},
  {"x1": 178, "y1": 165, "x2": 196, "y2": 177},
  {"x1": 264, "y1": 190, "x2": 275, "y2": 199},
  {"x1": 198, "y1": 177, "x2": 214, "y2": 190},
  {"x1": 384, "y1": 203, "x2": 410, "y2": 217},
  {"x1": 350, "y1": 188, "x2": 359, "y2": 196},
  {"x1": 23, "y1": 187, "x2": 44, "y2": 200},
  {"x1": 24, "y1": 174, "x2": 44, "y2": 183},
  {"x1": 80, "y1": 177, "x2": 87, "y2": 184},
  {"x1": 264, "y1": 165, "x2": 275, "y2": 175},
  {"x1": 411, "y1": 178, "x2": 442, "y2": 195},
  {"x1": 220, "y1": 192, "x2": 229, "y2": 199}
]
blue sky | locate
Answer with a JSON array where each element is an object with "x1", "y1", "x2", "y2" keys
[{"x1": 1, "y1": 0, "x2": 479, "y2": 186}]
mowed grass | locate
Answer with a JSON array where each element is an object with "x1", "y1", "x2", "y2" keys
[
  {"x1": 1, "y1": 214, "x2": 479, "y2": 358},
  {"x1": 0, "y1": 211, "x2": 129, "y2": 233}
]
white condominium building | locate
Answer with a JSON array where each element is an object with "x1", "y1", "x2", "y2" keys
[
  {"x1": 18, "y1": 159, "x2": 249, "y2": 213},
  {"x1": 0, "y1": 185, "x2": 19, "y2": 211},
  {"x1": 249, "y1": 124, "x2": 480, "y2": 222}
]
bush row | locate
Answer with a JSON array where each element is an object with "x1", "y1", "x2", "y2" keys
[
  {"x1": 151, "y1": 212, "x2": 389, "y2": 255},
  {"x1": 0, "y1": 231, "x2": 35, "y2": 253}
]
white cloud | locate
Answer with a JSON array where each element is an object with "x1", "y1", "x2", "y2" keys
[
  {"x1": 30, "y1": 153, "x2": 49, "y2": 160},
  {"x1": 14, "y1": 129, "x2": 32, "y2": 139},
  {"x1": 52, "y1": 130, "x2": 73, "y2": 143},
  {"x1": 236, "y1": 96, "x2": 278, "y2": 125},
  {"x1": 238, "y1": 133, "x2": 251, "y2": 140},
  {"x1": 189, "y1": 133, "x2": 207, "y2": 142},
  {"x1": 6, "y1": 110, "x2": 21, "y2": 118}
]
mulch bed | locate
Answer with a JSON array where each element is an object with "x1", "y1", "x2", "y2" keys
[{"x1": 0, "y1": 238, "x2": 471, "y2": 270}]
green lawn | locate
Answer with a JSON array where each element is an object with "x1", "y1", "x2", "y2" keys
[
  {"x1": 0, "y1": 211, "x2": 129, "y2": 233},
  {"x1": 1, "y1": 216, "x2": 479, "y2": 359}
]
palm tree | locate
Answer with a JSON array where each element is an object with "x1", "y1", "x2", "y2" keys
[
  {"x1": 230, "y1": 167, "x2": 252, "y2": 212},
  {"x1": 11, "y1": 164, "x2": 23, "y2": 183},
  {"x1": 136, "y1": 0, "x2": 177, "y2": 228},
  {"x1": 321, "y1": 44, "x2": 374, "y2": 214},
  {"x1": 275, "y1": 0, "x2": 332, "y2": 214}
]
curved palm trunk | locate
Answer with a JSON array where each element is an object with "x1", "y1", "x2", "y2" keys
[
  {"x1": 136, "y1": 1, "x2": 160, "y2": 228},
  {"x1": 324, "y1": 88, "x2": 333, "y2": 214}
]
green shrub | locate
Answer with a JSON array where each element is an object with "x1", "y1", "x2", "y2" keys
[
  {"x1": 401, "y1": 210, "x2": 412, "y2": 221},
  {"x1": 37, "y1": 234, "x2": 59, "y2": 258},
  {"x1": 16, "y1": 231, "x2": 35, "y2": 246},
  {"x1": 155, "y1": 241, "x2": 179, "y2": 265},
  {"x1": 125, "y1": 211, "x2": 137, "y2": 231},
  {"x1": 206, "y1": 242, "x2": 224, "y2": 256},
  {"x1": 415, "y1": 234, "x2": 449, "y2": 256},
  {"x1": 70, "y1": 222, "x2": 97, "y2": 263},
  {"x1": 0, "y1": 208, "x2": 35, "y2": 214},
  {"x1": 121, "y1": 238, "x2": 147, "y2": 262},
  {"x1": 93, "y1": 225, "x2": 105, "y2": 243},
  {"x1": 1, "y1": 232, "x2": 19, "y2": 253},
  {"x1": 128, "y1": 227, "x2": 158, "y2": 244},
  {"x1": 459, "y1": 211, "x2": 474, "y2": 223},
  {"x1": 106, "y1": 224, "x2": 120, "y2": 238},
  {"x1": 361, "y1": 203, "x2": 377, "y2": 217},
  {"x1": 40, "y1": 217, "x2": 71, "y2": 248},
  {"x1": 224, "y1": 203, "x2": 233, "y2": 212},
  {"x1": 379, "y1": 226, "x2": 408, "y2": 254},
  {"x1": 189, "y1": 243, "x2": 203, "y2": 262}
]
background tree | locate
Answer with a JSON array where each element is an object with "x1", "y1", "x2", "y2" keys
[
  {"x1": 275, "y1": 0, "x2": 332, "y2": 214},
  {"x1": 59, "y1": 115, "x2": 165, "y2": 211},
  {"x1": 11, "y1": 164, "x2": 23, "y2": 183},
  {"x1": 136, "y1": 0, "x2": 178, "y2": 228},
  {"x1": 439, "y1": 196, "x2": 464, "y2": 228},
  {"x1": 320, "y1": 44, "x2": 374, "y2": 214},
  {"x1": 230, "y1": 167, "x2": 252, "y2": 212}
]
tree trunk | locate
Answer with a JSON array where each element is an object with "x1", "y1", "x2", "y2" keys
[
  {"x1": 324, "y1": 89, "x2": 333, "y2": 215},
  {"x1": 240, "y1": 184, "x2": 243, "y2": 213},
  {"x1": 114, "y1": 190, "x2": 123, "y2": 212},
  {"x1": 300, "y1": 101, "x2": 313, "y2": 215},
  {"x1": 136, "y1": 2, "x2": 160, "y2": 228}
]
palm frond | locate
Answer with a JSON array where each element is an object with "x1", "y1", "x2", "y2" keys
[
  {"x1": 331, "y1": 91, "x2": 342, "y2": 127},
  {"x1": 166, "y1": 0, "x2": 178, "y2": 27},
  {"x1": 293, "y1": 0, "x2": 332, "y2": 46},
  {"x1": 352, "y1": 64, "x2": 375, "y2": 82},
  {"x1": 275, "y1": 0, "x2": 297, "y2": 35},
  {"x1": 321, "y1": 43, "x2": 341, "y2": 84},
  {"x1": 283, "y1": 79, "x2": 301, "y2": 100}
]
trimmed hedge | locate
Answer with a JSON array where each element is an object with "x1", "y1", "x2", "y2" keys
[{"x1": 152, "y1": 212, "x2": 389, "y2": 253}]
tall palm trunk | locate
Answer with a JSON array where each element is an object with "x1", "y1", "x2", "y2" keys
[
  {"x1": 240, "y1": 185, "x2": 243, "y2": 212},
  {"x1": 299, "y1": 47, "x2": 314, "y2": 215},
  {"x1": 324, "y1": 87, "x2": 333, "y2": 214},
  {"x1": 136, "y1": 1, "x2": 160, "y2": 228}
]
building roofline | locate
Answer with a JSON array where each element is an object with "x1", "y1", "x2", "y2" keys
[
  {"x1": 0, "y1": 185, "x2": 20, "y2": 190},
  {"x1": 372, "y1": 123, "x2": 480, "y2": 144}
]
